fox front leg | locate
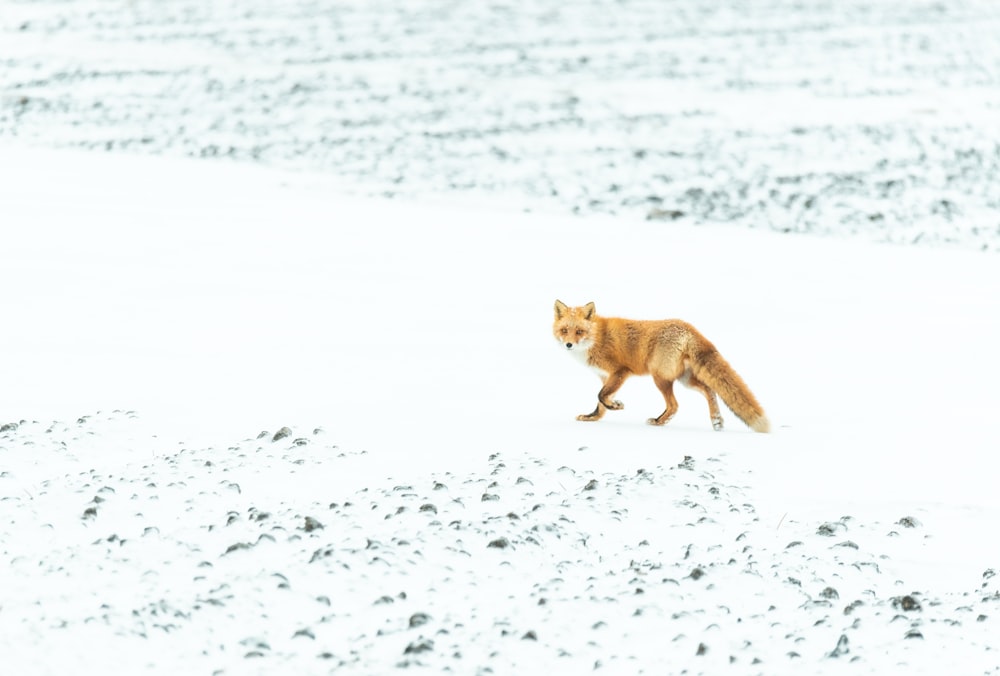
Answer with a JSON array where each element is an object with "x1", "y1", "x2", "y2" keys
[
  {"x1": 577, "y1": 369, "x2": 629, "y2": 422},
  {"x1": 598, "y1": 369, "x2": 629, "y2": 410},
  {"x1": 577, "y1": 401, "x2": 607, "y2": 422}
]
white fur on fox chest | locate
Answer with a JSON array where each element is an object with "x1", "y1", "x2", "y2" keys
[{"x1": 565, "y1": 341, "x2": 608, "y2": 379}]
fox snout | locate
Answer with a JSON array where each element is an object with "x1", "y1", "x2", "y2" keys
[
  {"x1": 556, "y1": 331, "x2": 590, "y2": 352},
  {"x1": 556, "y1": 329, "x2": 584, "y2": 348}
]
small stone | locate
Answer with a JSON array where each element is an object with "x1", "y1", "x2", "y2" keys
[
  {"x1": 487, "y1": 537, "x2": 511, "y2": 550},
  {"x1": 897, "y1": 516, "x2": 921, "y2": 528},
  {"x1": 481, "y1": 493, "x2": 500, "y2": 502},
  {"x1": 419, "y1": 504, "x2": 437, "y2": 514},
  {"x1": 303, "y1": 516, "x2": 324, "y2": 532},
  {"x1": 648, "y1": 208, "x2": 686, "y2": 221},
  {"x1": 522, "y1": 630, "x2": 537, "y2": 641},
  {"x1": 403, "y1": 638, "x2": 434, "y2": 655},
  {"x1": 817, "y1": 522, "x2": 845, "y2": 536},
  {"x1": 827, "y1": 634, "x2": 849, "y2": 658},
  {"x1": 272, "y1": 427, "x2": 292, "y2": 442},
  {"x1": 583, "y1": 479, "x2": 599, "y2": 491},
  {"x1": 820, "y1": 587, "x2": 839, "y2": 600},
  {"x1": 690, "y1": 567, "x2": 705, "y2": 581},
  {"x1": 696, "y1": 643, "x2": 708, "y2": 656},
  {"x1": 409, "y1": 612, "x2": 430, "y2": 628},
  {"x1": 893, "y1": 595, "x2": 921, "y2": 612},
  {"x1": 309, "y1": 546, "x2": 334, "y2": 563}
]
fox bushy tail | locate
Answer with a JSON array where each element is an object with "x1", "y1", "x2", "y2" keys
[{"x1": 691, "y1": 349, "x2": 770, "y2": 433}]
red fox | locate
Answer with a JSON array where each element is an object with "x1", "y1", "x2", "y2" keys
[{"x1": 553, "y1": 300, "x2": 770, "y2": 433}]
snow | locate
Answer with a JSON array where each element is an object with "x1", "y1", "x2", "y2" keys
[
  {"x1": 3, "y1": 0, "x2": 1000, "y2": 673},
  {"x1": 4, "y1": 0, "x2": 1000, "y2": 248},
  {"x1": 2, "y1": 144, "x2": 999, "y2": 674}
]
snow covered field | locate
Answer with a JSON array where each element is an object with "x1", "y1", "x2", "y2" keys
[
  {"x1": 2, "y1": 0, "x2": 1000, "y2": 674},
  {"x1": 3, "y1": 0, "x2": 1000, "y2": 248},
  {"x1": 3, "y1": 147, "x2": 999, "y2": 674}
]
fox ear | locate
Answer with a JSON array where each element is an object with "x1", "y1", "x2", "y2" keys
[
  {"x1": 554, "y1": 300, "x2": 569, "y2": 318},
  {"x1": 583, "y1": 302, "x2": 596, "y2": 319}
]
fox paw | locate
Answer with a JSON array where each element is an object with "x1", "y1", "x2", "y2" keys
[
  {"x1": 646, "y1": 417, "x2": 666, "y2": 426},
  {"x1": 712, "y1": 416, "x2": 724, "y2": 431},
  {"x1": 577, "y1": 413, "x2": 602, "y2": 422},
  {"x1": 601, "y1": 399, "x2": 624, "y2": 411}
]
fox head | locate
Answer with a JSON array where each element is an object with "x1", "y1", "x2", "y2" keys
[{"x1": 553, "y1": 300, "x2": 596, "y2": 352}]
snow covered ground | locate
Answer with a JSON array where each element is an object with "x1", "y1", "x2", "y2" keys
[
  {"x1": 2, "y1": 0, "x2": 1000, "y2": 674},
  {"x1": 3, "y1": 0, "x2": 1000, "y2": 248},
  {"x1": 2, "y1": 146, "x2": 999, "y2": 674}
]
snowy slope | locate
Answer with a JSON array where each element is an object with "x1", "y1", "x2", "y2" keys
[{"x1": 2, "y1": 146, "x2": 999, "y2": 674}]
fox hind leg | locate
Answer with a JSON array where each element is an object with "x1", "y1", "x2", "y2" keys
[
  {"x1": 683, "y1": 371, "x2": 724, "y2": 431},
  {"x1": 648, "y1": 375, "x2": 679, "y2": 426}
]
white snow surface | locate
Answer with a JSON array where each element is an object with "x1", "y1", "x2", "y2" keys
[
  {"x1": 3, "y1": 0, "x2": 1000, "y2": 249},
  {"x1": 2, "y1": 146, "x2": 999, "y2": 675},
  {"x1": 2, "y1": 0, "x2": 1000, "y2": 672}
]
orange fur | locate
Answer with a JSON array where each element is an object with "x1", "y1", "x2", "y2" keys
[{"x1": 553, "y1": 300, "x2": 770, "y2": 433}]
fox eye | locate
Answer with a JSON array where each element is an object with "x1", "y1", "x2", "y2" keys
[
  {"x1": 560, "y1": 328, "x2": 568, "y2": 335},
  {"x1": 575, "y1": 329, "x2": 584, "y2": 336}
]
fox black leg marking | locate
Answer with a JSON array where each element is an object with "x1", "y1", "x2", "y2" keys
[
  {"x1": 597, "y1": 369, "x2": 629, "y2": 410},
  {"x1": 577, "y1": 402, "x2": 605, "y2": 421}
]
